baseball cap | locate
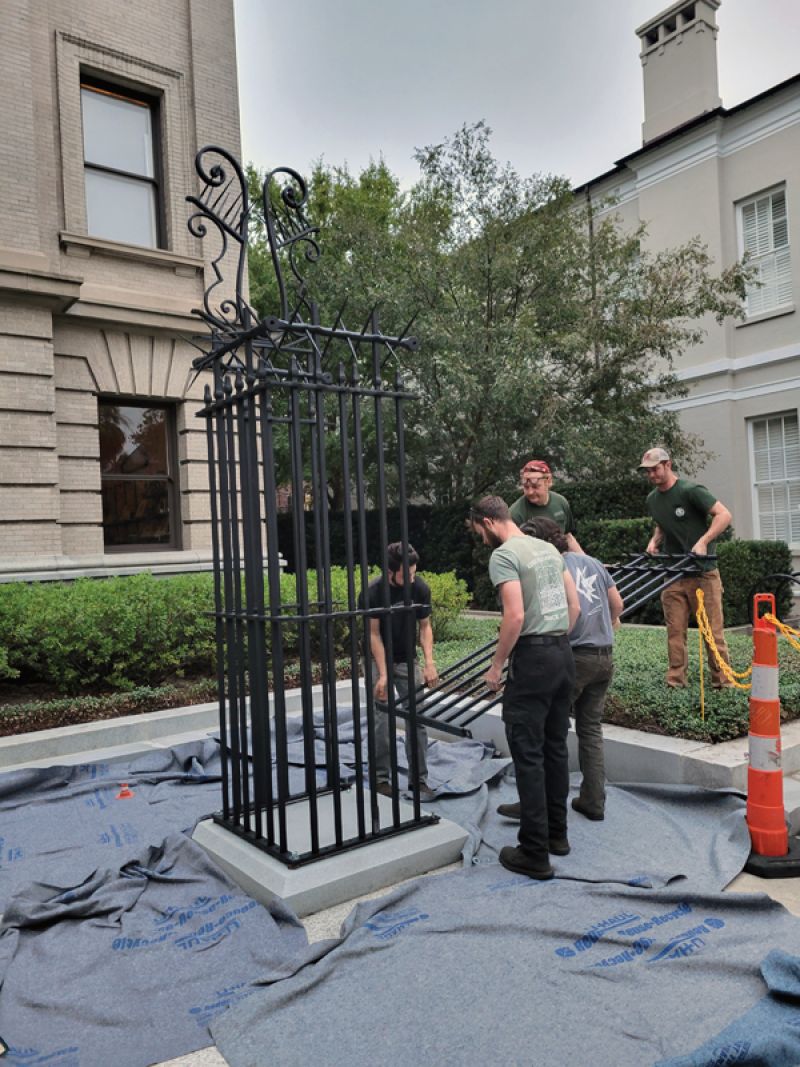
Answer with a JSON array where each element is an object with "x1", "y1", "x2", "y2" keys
[
  {"x1": 639, "y1": 447, "x2": 670, "y2": 469},
  {"x1": 520, "y1": 459, "x2": 551, "y2": 478}
]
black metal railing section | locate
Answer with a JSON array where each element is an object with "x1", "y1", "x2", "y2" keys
[
  {"x1": 395, "y1": 552, "x2": 711, "y2": 739},
  {"x1": 189, "y1": 146, "x2": 437, "y2": 867}
]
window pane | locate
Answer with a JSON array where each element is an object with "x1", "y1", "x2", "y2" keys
[
  {"x1": 99, "y1": 404, "x2": 168, "y2": 476},
  {"x1": 101, "y1": 480, "x2": 170, "y2": 546},
  {"x1": 81, "y1": 86, "x2": 154, "y2": 177},
  {"x1": 85, "y1": 169, "x2": 157, "y2": 247},
  {"x1": 752, "y1": 413, "x2": 800, "y2": 544}
]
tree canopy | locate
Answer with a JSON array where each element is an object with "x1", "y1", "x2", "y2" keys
[{"x1": 245, "y1": 122, "x2": 750, "y2": 504}]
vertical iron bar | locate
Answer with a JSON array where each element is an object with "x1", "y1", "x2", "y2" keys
[
  {"x1": 288, "y1": 357, "x2": 319, "y2": 855},
  {"x1": 257, "y1": 369, "x2": 289, "y2": 853},
  {"x1": 310, "y1": 309, "x2": 343, "y2": 846},
  {"x1": 351, "y1": 362, "x2": 381, "y2": 832},
  {"x1": 227, "y1": 372, "x2": 251, "y2": 833},
  {"x1": 239, "y1": 358, "x2": 270, "y2": 844},
  {"x1": 371, "y1": 311, "x2": 401, "y2": 826},
  {"x1": 338, "y1": 360, "x2": 366, "y2": 838},
  {"x1": 394, "y1": 368, "x2": 421, "y2": 822},
  {"x1": 216, "y1": 372, "x2": 242, "y2": 827},
  {"x1": 204, "y1": 374, "x2": 230, "y2": 821}
]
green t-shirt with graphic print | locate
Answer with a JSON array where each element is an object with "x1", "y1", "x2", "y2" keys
[
  {"x1": 646, "y1": 478, "x2": 719, "y2": 572},
  {"x1": 488, "y1": 534, "x2": 569, "y2": 635}
]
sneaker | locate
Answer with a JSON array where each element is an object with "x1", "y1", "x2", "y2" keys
[
  {"x1": 572, "y1": 797, "x2": 604, "y2": 821},
  {"x1": 497, "y1": 801, "x2": 521, "y2": 821},
  {"x1": 498, "y1": 845, "x2": 554, "y2": 881},
  {"x1": 374, "y1": 782, "x2": 393, "y2": 798},
  {"x1": 548, "y1": 837, "x2": 571, "y2": 856},
  {"x1": 414, "y1": 781, "x2": 437, "y2": 803}
]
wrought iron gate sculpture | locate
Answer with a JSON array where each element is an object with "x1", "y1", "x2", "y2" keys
[{"x1": 187, "y1": 146, "x2": 436, "y2": 867}]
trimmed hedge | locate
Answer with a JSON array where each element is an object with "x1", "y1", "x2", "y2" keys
[
  {"x1": 277, "y1": 503, "x2": 475, "y2": 587},
  {"x1": 0, "y1": 568, "x2": 468, "y2": 695},
  {"x1": 555, "y1": 477, "x2": 650, "y2": 521}
]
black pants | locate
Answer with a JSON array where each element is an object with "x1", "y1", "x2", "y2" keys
[{"x1": 503, "y1": 635, "x2": 575, "y2": 862}]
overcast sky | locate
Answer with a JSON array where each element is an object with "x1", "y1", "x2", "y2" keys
[{"x1": 234, "y1": 0, "x2": 800, "y2": 189}]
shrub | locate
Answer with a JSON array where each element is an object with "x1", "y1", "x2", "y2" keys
[
  {"x1": 579, "y1": 517, "x2": 653, "y2": 565},
  {"x1": 0, "y1": 574, "x2": 217, "y2": 694},
  {"x1": 419, "y1": 571, "x2": 470, "y2": 641},
  {"x1": 0, "y1": 565, "x2": 471, "y2": 695},
  {"x1": 556, "y1": 477, "x2": 650, "y2": 521},
  {"x1": 717, "y1": 539, "x2": 793, "y2": 625}
]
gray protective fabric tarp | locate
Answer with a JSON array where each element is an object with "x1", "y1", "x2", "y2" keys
[
  {"x1": 227, "y1": 707, "x2": 512, "y2": 795},
  {"x1": 212, "y1": 867, "x2": 800, "y2": 1067},
  {"x1": 429, "y1": 773, "x2": 750, "y2": 892},
  {"x1": 0, "y1": 834, "x2": 319, "y2": 1067},
  {"x1": 656, "y1": 948, "x2": 800, "y2": 1066},
  {"x1": 0, "y1": 739, "x2": 225, "y2": 914},
  {"x1": 0, "y1": 724, "x2": 506, "y2": 916}
]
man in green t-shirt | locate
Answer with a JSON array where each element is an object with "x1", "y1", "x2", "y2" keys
[
  {"x1": 640, "y1": 447, "x2": 733, "y2": 689},
  {"x1": 470, "y1": 495, "x2": 579, "y2": 881},
  {"x1": 508, "y1": 459, "x2": 582, "y2": 552}
]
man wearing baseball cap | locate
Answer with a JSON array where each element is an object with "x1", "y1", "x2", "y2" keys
[
  {"x1": 640, "y1": 447, "x2": 732, "y2": 688},
  {"x1": 509, "y1": 459, "x2": 582, "y2": 553}
]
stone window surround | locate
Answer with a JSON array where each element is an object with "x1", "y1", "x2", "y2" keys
[{"x1": 55, "y1": 32, "x2": 194, "y2": 260}]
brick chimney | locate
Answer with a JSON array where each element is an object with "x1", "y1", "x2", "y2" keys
[{"x1": 637, "y1": 0, "x2": 722, "y2": 143}]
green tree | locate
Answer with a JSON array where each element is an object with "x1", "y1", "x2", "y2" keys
[{"x1": 244, "y1": 122, "x2": 752, "y2": 504}]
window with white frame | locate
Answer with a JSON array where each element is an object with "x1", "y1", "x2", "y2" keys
[
  {"x1": 750, "y1": 412, "x2": 800, "y2": 544},
  {"x1": 81, "y1": 79, "x2": 161, "y2": 248},
  {"x1": 738, "y1": 186, "x2": 792, "y2": 317}
]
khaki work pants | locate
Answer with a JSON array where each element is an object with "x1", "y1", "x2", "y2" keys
[{"x1": 659, "y1": 570, "x2": 730, "y2": 688}]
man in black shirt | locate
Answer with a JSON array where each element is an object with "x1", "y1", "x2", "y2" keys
[{"x1": 360, "y1": 542, "x2": 439, "y2": 800}]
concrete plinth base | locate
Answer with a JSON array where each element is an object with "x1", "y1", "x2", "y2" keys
[{"x1": 192, "y1": 788, "x2": 469, "y2": 917}]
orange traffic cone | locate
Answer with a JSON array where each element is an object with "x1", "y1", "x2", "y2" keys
[
  {"x1": 745, "y1": 593, "x2": 800, "y2": 877},
  {"x1": 116, "y1": 782, "x2": 135, "y2": 800}
]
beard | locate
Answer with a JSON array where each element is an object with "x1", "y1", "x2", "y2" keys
[{"x1": 484, "y1": 528, "x2": 503, "y2": 549}]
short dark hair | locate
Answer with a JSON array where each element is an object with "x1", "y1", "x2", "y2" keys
[
  {"x1": 469, "y1": 496, "x2": 510, "y2": 524},
  {"x1": 520, "y1": 517, "x2": 569, "y2": 554},
  {"x1": 386, "y1": 542, "x2": 419, "y2": 571}
]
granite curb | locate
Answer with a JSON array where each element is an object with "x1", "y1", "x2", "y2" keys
[{"x1": 3, "y1": 682, "x2": 800, "y2": 831}]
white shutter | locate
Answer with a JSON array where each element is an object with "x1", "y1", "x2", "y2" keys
[
  {"x1": 740, "y1": 186, "x2": 792, "y2": 315},
  {"x1": 752, "y1": 413, "x2": 800, "y2": 544}
]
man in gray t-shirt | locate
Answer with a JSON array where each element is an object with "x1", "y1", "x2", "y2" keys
[
  {"x1": 470, "y1": 496, "x2": 579, "y2": 881},
  {"x1": 521, "y1": 518, "x2": 623, "y2": 821}
]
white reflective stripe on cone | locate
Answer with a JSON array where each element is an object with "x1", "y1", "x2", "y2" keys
[
  {"x1": 751, "y1": 665, "x2": 780, "y2": 701},
  {"x1": 749, "y1": 734, "x2": 783, "y2": 772}
]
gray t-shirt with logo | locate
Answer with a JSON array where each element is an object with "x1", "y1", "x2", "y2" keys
[
  {"x1": 488, "y1": 535, "x2": 568, "y2": 636},
  {"x1": 564, "y1": 551, "x2": 616, "y2": 649}
]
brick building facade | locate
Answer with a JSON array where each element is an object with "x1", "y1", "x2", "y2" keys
[{"x1": 0, "y1": 0, "x2": 241, "y2": 579}]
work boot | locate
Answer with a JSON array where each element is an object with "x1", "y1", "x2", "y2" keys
[
  {"x1": 572, "y1": 797, "x2": 604, "y2": 821},
  {"x1": 499, "y1": 846, "x2": 554, "y2": 881},
  {"x1": 497, "y1": 801, "x2": 521, "y2": 820},
  {"x1": 414, "y1": 781, "x2": 437, "y2": 803},
  {"x1": 548, "y1": 837, "x2": 571, "y2": 856},
  {"x1": 374, "y1": 782, "x2": 393, "y2": 798}
]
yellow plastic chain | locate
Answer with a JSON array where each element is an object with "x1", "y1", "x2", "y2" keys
[
  {"x1": 695, "y1": 588, "x2": 752, "y2": 690},
  {"x1": 698, "y1": 624, "x2": 705, "y2": 721},
  {"x1": 762, "y1": 612, "x2": 800, "y2": 653}
]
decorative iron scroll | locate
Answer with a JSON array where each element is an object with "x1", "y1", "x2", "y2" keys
[{"x1": 187, "y1": 145, "x2": 417, "y2": 379}]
